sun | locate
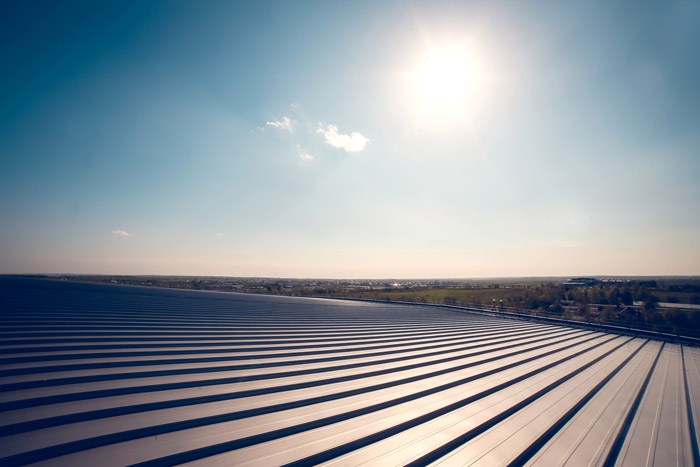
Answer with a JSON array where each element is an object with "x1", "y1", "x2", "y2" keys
[
  {"x1": 407, "y1": 45, "x2": 482, "y2": 128},
  {"x1": 417, "y1": 49, "x2": 472, "y2": 107}
]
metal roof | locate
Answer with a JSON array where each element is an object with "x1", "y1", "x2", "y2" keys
[{"x1": 0, "y1": 277, "x2": 698, "y2": 466}]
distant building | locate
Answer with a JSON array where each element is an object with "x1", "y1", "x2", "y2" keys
[
  {"x1": 564, "y1": 277, "x2": 598, "y2": 287},
  {"x1": 633, "y1": 301, "x2": 700, "y2": 311}
]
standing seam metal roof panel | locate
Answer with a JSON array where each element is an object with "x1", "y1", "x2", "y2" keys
[{"x1": 0, "y1": 277, "x2": 698, "y2": 466}]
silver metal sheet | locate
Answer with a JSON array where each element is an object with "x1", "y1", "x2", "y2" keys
[{"x1": 1, "y1": 277, "x2": 698, "y2": 466}]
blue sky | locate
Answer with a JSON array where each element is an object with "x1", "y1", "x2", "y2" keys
[{"x1": 1, "y1": 0, "x2": 699, "y2": 278}]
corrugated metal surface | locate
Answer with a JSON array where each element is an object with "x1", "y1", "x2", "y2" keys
[{"x1": 0, "y1": 277, "x2": 698, "y2": 466}]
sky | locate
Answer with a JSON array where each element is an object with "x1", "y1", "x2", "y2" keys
[{"x1": 1, "y1": 0, "x2": 699, "y2": 278}]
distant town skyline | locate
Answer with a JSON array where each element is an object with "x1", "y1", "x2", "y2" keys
[{"x1": 1, "y1": 1, "x2": 699, "y2": 278}]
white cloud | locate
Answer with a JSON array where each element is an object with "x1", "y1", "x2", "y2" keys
[
  {"x1": 216, "y1": 232, "x2": 224, "y2": 237},
  {"x1": 317, "y1": 123, "x2": 369, "y2": 152},
  {"x1": 296, "y1": 144, "x2": 313, "y2": 160},
  {"x1": 112, "y1": 229, "x2": 131, "y2": 237},
  {"x1": 266, "y1": 116, "x2": 293, "y2": 131}
]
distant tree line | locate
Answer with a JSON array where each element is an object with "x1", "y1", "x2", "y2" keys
[{"x1": 41, "y1": 274, "x2": 700, "y2": 337}]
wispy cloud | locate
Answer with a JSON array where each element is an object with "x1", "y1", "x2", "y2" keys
[
  {"x1": 216, "y1": 232, "x2": 224, "y2": 237},
  {"x1": 266, "y1": 116, "x2": 293, "y2": 131},
  {"x1": 317, "y1": 123, "x2": 369, "y2": 152},
  {"x1": 112, "y1": 229, "x2": 131, "y2": 237},
  {"x1": 296, "y1": 144, "x2": 314, "y2": 160}
]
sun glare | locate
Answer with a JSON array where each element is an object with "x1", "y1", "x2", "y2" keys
[
  {"x1": 417, "y1": 50, "x2": 472, "y2": 106},
  {"x1": 407, "y1": 45, "x2": 483, "y2": 129}
]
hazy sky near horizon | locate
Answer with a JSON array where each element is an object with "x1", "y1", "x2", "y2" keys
[{"x1": 1, "y1": 0, "x2": 699, "y2": 278}]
